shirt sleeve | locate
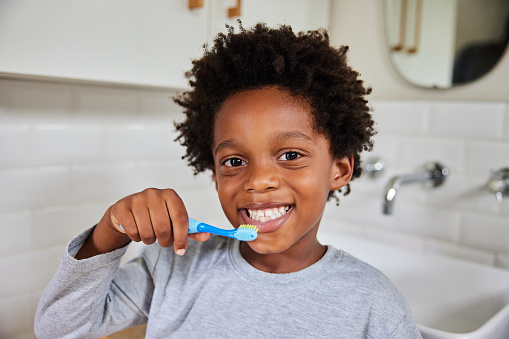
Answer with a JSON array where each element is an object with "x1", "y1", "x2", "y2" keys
[{"x1": 34, "y1": 226, "x2": 156, "y2": 339}]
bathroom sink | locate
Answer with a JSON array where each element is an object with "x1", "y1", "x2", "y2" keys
[{"x1": 317, "y1": 227, "x2": 509, "y2": 339}]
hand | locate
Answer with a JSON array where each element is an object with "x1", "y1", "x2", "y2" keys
[
  {"x1": 75, "y1": 188, "x2": 210, "y2": 259},
  {"x1": 108, "y1": 188, "x2": 210, "y2": 254}
]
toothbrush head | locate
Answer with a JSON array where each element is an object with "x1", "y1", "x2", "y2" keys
[{"x1": 235, "y1": 224, "x2": 259, "y2": 241}]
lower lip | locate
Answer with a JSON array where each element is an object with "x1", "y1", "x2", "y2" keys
[{"x1": 240, "y1": 207, "x2": 293, "y2": 233}]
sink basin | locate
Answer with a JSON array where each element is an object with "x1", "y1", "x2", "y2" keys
[{"x1": 317, "y1": 228, "x2": 509, "y2": 339}]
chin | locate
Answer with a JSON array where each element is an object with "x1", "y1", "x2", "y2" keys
[{"x1": 243, "y1": 238, "x2": 289, "y2": 255}]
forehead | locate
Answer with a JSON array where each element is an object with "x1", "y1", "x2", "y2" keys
[{"x1": 213, "y1": 87, "x2": 316, "y2": 140}]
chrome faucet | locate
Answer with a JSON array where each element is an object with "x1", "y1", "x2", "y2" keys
[
  {"x1": 382, "y1": 161, "x2": 449, "y2": 215},
  {"x1": 486, "y1": 168, "x2": 509, "y2": 203}
]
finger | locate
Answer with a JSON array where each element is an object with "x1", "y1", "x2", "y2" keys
[
  {"x1": 150, "y1": 200, "x2": 174, "y2": 247},
  {"x1": 111, "y1": 202, "x2": 141, "y2": 242},
  {"x1": 132, "y1": 207, "x2": 156, "y2": 245},
  {"x1": 109, "y1": 206, "x2": 124, "y2": 234},
  {"x1": 164, "y1": 190, "x2": 189, "y2": 255},
  {"x1": 189, "y1": 232, "x2": 211, "y2": 242}
]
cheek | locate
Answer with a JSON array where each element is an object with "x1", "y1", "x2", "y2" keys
[
  {"x1": 215, "y1": 177, "x2": 238, "y2": 204},
  {"x1": 289, "y1": 166, "x2": 333, "y2": 197}
]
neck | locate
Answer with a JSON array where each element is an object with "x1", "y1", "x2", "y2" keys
[{"x1": 240, "y1": 237, "x2": 326, "y2": 274}]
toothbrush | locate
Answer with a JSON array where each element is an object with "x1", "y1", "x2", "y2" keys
[
  {"x1": 118, "y1": 218, "x2": 258, "y2": 241},
  {"x1": 188, "y1": 218, "x2": 258, "y2": 241}
]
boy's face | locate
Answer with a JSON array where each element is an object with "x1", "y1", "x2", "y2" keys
[{"x1": 212, "y1": 87, "x2": 352, "y2": 259}]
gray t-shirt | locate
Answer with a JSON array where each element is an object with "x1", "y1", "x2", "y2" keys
[{"x1": 35, "y1": 227, "x2": 422, "y2": 338}]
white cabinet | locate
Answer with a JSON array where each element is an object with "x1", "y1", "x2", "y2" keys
[
  {"x1": 0, "y1": 0, "x2": 330, "y2": 88},
  {"x1": 0, "y1": 0, "x2": 208, "y2": 88}
]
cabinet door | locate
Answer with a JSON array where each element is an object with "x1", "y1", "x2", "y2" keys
[
  {"x1": 209, "y1": 0, "x2": 331, "y2": 40},
  {"x1": 0, "y1": 0, "x2": 208, "y2": 88}
]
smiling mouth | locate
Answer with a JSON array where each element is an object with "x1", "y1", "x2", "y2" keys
[{"x1": 247, "y1": 206, "x2": 291, "y2": 222}]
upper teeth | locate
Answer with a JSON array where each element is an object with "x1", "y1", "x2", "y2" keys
[{"x1": 248, "y1": 206, "x2": 290, "y2": 222}]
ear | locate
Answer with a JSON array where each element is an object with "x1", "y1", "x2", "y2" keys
[{"x1": 329, "y1": 155, "x2": 354, "y2": 191}]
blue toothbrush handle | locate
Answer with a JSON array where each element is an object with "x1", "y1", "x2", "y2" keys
[
  {"x1": 188, "y1": 218, "x2": 228, "y2": 236},
  {"x1": 188, "y1": 218, "x2": 208, "y2": 233},
  {"x1": 121, "y1": 219, "x2": 229, "y2": 236}
]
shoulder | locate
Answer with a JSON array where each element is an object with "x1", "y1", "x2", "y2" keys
[
  {"x1": 326, "y1": 249, "x2": 413, "y2": 307},
  {"x1": 326, "y1": 247, "x2": 396, "y2": 288}
]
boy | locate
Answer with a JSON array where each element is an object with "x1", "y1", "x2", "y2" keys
[{"x1": 35, "y1": 23, "x2": 422, "y2": 338}]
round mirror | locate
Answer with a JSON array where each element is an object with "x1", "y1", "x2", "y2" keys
[{"x1": 384, "y1": 0, "x2": 509, "y2": 88}]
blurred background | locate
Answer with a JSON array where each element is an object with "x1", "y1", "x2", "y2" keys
[{"x1": 1, "y1": 1, "x2": 508, "y2": 338}]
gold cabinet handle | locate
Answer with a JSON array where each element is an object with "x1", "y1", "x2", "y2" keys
[
  {"x1": 188, "y1": 0, "x2": 204, "y2": 9},
  {"x1": 228, "y1": 0, "x2": 242, "y2": 18}
]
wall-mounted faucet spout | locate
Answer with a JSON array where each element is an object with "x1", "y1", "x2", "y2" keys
[{"x1": 383, "y1": 162, "x2": 449, "y2": 215}]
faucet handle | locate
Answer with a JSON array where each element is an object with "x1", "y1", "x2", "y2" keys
[
  {"x1": 487, "y1": 168, "x2": 509, "y2": 203},
  {"x1": 364, "y1": 157, "x2": 386, "y2": 179},
  {"x1": 423, "y1": 161, "x2": 449, "y2": 188}
]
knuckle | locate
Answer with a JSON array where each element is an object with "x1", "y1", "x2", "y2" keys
[
  {"x1": 131, "y1": 192, "x2": 146, "y2": 205},
  {"x1": 163, "y1": 188, "x2": 177, "y2": 195},
  {"x1": 141, "y1": 235, "x2": 156, "y2": 245},
  {"x1": 171, "y1": 213, "x2": 189, "y2": 227},
  {"x1": 142, "y1": 187, "x2": 160, "y2": 196},
  {"x1": 113, "y1": 199, "x2": 128, "y2": 212},
  {"x1": 155, "y1": 227, "x2": 172, "y2": 239},
  {"x1": 127, "y1": 232, "x2": 141, "y2": 242},
  {"x1": 159, "y1": 234, "x2": 174, "y2": 247},
  {"x1": 163, "y1": 189, "x2": 182, "y2": 203}
]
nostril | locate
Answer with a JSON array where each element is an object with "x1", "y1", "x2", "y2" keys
[
  {"x1": 244, "y1": 172, "x2": 280, "y2": 192},
  {"x1": 246, "y1": 184, "x2": 278, "y2": 193}
]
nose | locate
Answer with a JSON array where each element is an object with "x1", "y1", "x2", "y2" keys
[{"x1": 244, "y1": 160, "x2": 280, "y2": 193}]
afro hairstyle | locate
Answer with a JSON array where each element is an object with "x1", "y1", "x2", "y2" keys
[{"x1": 173, "y1": 21, "x2": 376, "y2": 202}]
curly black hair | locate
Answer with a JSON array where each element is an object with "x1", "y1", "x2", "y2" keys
[{"x1": 174, "y1": 22, "x2": 375, "y2": 202}]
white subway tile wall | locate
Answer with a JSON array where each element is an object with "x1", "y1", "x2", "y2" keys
[
  {"x1": 0, "y1": 81, "x2": 72, "y2": 123},
  {"x1": 398, "y1": 137, "x2": 465, "y2": 172},
  {"x1": 429, "y1": 102, "x2": 505, "y2": 139},
  {"x1": 322, "y1": 98, "x2": 509, "y2": 271},
  {"x1": 0, "y1": 293, "x2": 34, "y2": 339},
  {"x1": 0, "y1": 125, "x2": 30, "y2": 167},
  {"x1": 465, "y1": 140, "x2": 509, "y2": 175},
  {"x1": 32, "y1": 125, "x2": 105, "y2": 165},
  {"x1": 505, "y1": 104, "x2": 509, "y2": 139},
  {"x1": 0, "y1": 166, "x2": 71, "y2": 212},
  {"x1": 503, "y1": 198, "x2": 509, "y2": 216},
  {"x1": 0, "y1": 211, "x2": 31, "y2": 256},
  {"x1": 1, "y1": 78, "x2": 509, "y2": 338}
]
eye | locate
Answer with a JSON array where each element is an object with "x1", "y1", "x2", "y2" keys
[
  {"x1": 223, "y1": 157, "x2": 245, "y2": 167},
  {"x1": 278, "y1": 151, "x2": 302, "y2": 161}
]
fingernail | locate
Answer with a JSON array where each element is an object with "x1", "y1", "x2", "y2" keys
[{"x1": 176, "y1": 249, "x2": 186, "y2": 256}]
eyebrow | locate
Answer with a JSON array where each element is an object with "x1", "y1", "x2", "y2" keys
[
  {"x1": 214, "y1": 131, "x2": 313, "y2": 155},
  {"x1": 214, "y1": 139, "x2": 239, "y2": 156},
  {"x1": 272, "y1": 131, "x2": 313, "y2": 143}
]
